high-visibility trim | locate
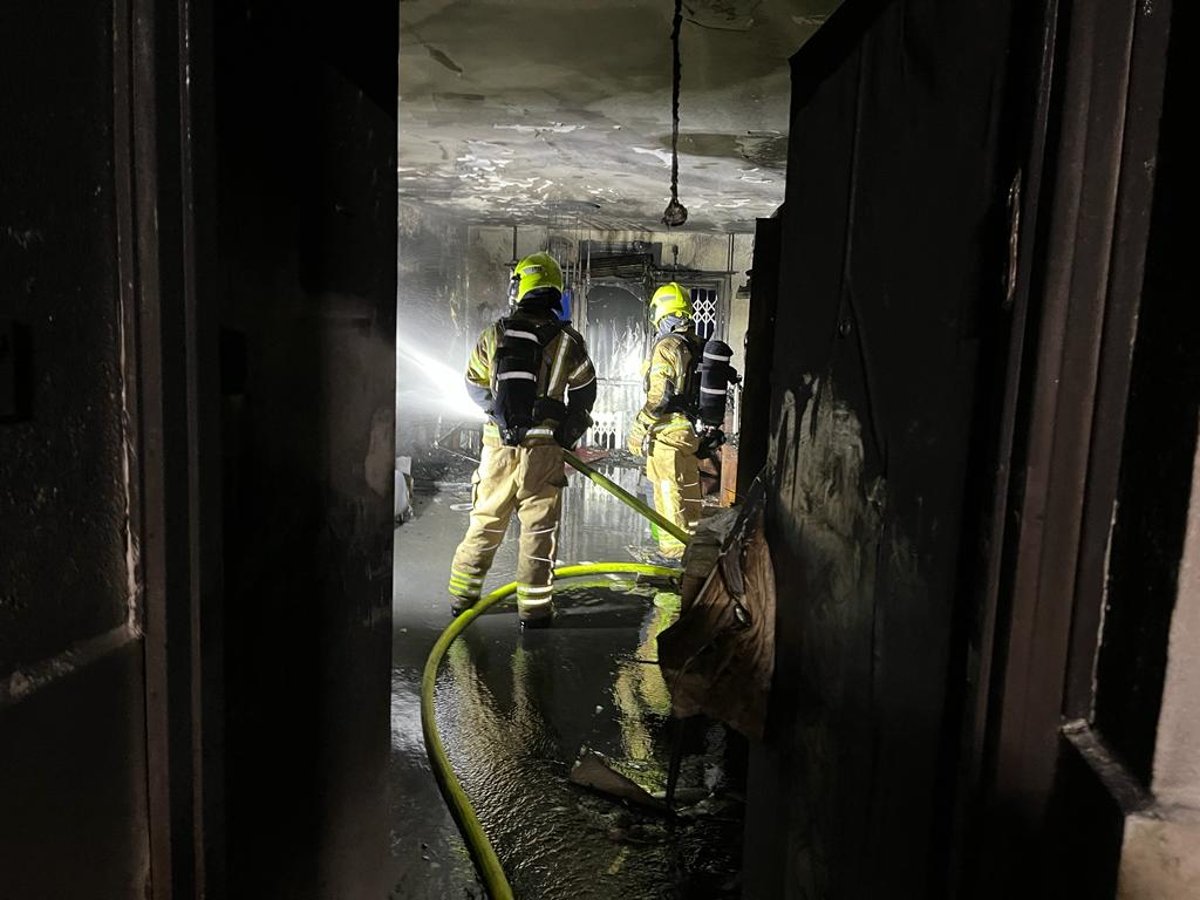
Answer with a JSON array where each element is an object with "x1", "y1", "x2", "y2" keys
[
  {"x1": 505, "y1": 330, "x2": 539, "y2": 342},
  {"x1": 450, "y1": 570, "x2": 484, "y2": 585},
  {"x1": 656, "y1": 479, "x2": 672, "y2": 521},
  {"x1": 496, "y1": 371, "x2": 536, "y2": 382},
  {"x1": 516, "y1": 584, "x2": 554, "y2": 596},
  {"x1": 569, "y1": 359, "x2": 593, "y2": 380},
  {"x1": 570, "y1": 374, "x2": 596, "y2": 390},
  {"x1": 525, "y1": 427, "x2": 555, "y2": 437},
  {"x1": 548, "y1": 335, "x2": 571, "y2": 400},
  {"x1": 700, "y1": 386, "x2": 727, "y2": 395},
  {"x1": 448, "y1": 584, "x2": 481, "y2": 600},
  {"x1": 703, "y1": 350, "x2": 732, "y2": 362}
]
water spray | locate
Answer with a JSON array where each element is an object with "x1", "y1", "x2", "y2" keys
[{"x1": 397, "y1": 337, "x2": 486, "y2": 423}]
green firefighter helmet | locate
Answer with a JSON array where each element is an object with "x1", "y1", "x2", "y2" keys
[
  {"x1": 509, "y1": 252, "x2": 564, "y2": 306},
  {"x1": 649, "y1": 282, "x2": 693, "y2": 324}
]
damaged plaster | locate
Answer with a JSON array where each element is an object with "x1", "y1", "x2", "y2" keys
[{"x1": 400, "y1": 0, "x2": 840, "y2": 230}]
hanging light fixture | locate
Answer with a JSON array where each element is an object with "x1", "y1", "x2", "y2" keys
[{"x1": 662, "y1": 0, "x2": 688, "y2": 228}]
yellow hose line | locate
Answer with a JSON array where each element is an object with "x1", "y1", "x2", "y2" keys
[
  {"x1": 420, "y1": 563, "x2": 681, "y2": 899},
  {"x1": 562, "y1": 450, "x2": 692, "y2": 547}
]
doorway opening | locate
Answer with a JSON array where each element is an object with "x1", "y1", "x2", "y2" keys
[{"x1": 389, "y1": 2, "x2": 828, "y2": 895}]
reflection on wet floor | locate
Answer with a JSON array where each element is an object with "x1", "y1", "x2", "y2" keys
[{"x1": 390, "y1": 461, "x2": 744, "y2": 899}]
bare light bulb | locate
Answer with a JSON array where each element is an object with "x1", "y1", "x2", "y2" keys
[{"x1": 661, "y1": 198, "x2": 688, "y2": 228}]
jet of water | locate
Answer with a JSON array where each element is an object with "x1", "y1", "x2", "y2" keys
[{"x1": 396, "y1": 337, "x2": 485, "y2": 422}]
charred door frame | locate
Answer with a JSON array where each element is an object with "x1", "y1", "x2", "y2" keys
[
  {"x1": 114, "y1": 0, "x2": 224, "y2": 896},
  {"x1": 963, "y1": 0, "x2": 1175, "y2": 891},
  {"x1": 736, "y1": 217, "x2": 780, "y2": 498}
]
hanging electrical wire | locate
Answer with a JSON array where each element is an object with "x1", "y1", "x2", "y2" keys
[{"x1": 662, "y1": 0, "x2": 688, "y2": 228}]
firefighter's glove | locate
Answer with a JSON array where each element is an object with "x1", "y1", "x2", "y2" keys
[
  {"x1": 556, "y1": 411, "x2": 592, "y2": 450},
  {"x1": 532, "y1": 397, "x2": 568, "y2": 424},
  {"x1": 696, "y1": 428, "x2": 726, "y2": 461},
  {"x1": 626, "y1": 418, "x2": 649, "y2": 457}
]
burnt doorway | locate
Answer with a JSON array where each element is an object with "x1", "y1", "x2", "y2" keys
[{"x1": 583, "y1": 283, "x2": 649, "y2": 450}]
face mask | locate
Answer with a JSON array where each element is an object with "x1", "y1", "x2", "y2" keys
[{"x1": 659, "y1": 314, "x2": 690, "y2": 335}]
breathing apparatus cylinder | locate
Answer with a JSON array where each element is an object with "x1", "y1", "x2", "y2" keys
[
  {"x1": 697, "y1": 338, "x2": 737, "y2": 427},
  {"x1": 491, "y1": 318, "x2": 561, "y2": 446}
]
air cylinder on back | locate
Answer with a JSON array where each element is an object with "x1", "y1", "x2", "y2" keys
[{"x1": 697, "y1": 339, "x2": 737, "y2": 427}]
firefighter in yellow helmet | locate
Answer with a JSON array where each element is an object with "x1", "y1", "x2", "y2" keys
[
  {"x1": 447, "y1": 252, "x2": 597, "y2": 626},
  {"x1": 626, "y1": 283, "x2": 706, "y2": 560}
]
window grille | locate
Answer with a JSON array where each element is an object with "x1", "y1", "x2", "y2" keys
[{"x1": 690, "y1": 287, "x2": 720, "y2": 340}]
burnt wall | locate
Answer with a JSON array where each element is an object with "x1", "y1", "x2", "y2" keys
[
  {"x1": 0, "y1": 0, "x2": 149, "y2": 895},
  {"x1": 0, "y1": 1, "x2": 129, "y2": 675},
  {"x1": 1091, "y1": 0, "x2": 1196, "y2": 785},
  {"x1": 745, "y1": 0, "x2": 1014, "y2": 895},
  {"x1": 0, "y1": 646, "x2": 149, "y2": 897},
  {"x1": 214, "y1": 0, "x2": 397, "y2": 894}
]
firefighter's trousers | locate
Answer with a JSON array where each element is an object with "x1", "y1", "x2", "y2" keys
[
  {"x1": 448, "y1": 442, "x2": 566, "y2": 620},
  {"x1": 646, "y1": 424, "x2": 702, "y2": 558}
]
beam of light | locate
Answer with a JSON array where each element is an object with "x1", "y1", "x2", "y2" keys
[{"x1": 396, "y1": 337, "x2": 486, "y2": 422}]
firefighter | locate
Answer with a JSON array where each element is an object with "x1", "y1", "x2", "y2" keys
[
  {"x1": 626, "y1": 283, "x2": 706, "y2": 560},
  {"x1": 447, "y1": 252, "x2": 597, "y2": 627}
]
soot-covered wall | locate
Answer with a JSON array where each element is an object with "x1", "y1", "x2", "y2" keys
[
  {"x1": 215, "y1": 1, "x2": 397, "y2": 893},
  {"x1": 745, "y1": 0, "x2": 1015, "y2": 895},
  {"x1": 0, "y1": 1, "x2": 149, "y2": 895}
]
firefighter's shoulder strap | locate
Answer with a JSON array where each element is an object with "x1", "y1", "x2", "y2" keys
[{"x1": 650, "y1": 330, "x2": 699, "y2": 375}]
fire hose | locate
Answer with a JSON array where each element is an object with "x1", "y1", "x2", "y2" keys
[{"x1": 419, "y1": 451, "x2": 689, "y2": 898}]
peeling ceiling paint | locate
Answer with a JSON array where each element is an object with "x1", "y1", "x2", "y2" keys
[{"x1": 400, "y1": 0, "x2": 837, "y2": 232}]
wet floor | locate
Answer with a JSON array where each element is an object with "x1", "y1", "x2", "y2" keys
[{"x1": 389, "y1": 461, "x2": 744, "y2": 899}]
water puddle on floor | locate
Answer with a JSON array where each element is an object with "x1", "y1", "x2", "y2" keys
[{"x1": 389, "y1": 461, "x2": 744, "y2": 898}]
